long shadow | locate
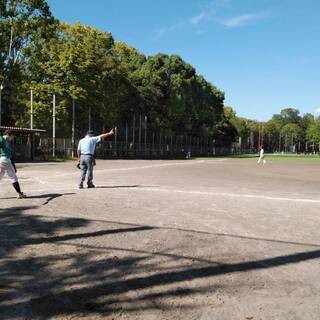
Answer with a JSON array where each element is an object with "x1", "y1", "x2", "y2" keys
[
  {"x1": 0, "y1": 193, "x2": 75, "y2": 204},
  {"x1": 94, "y1": 185, "x2": 141, "y2": 189},
  {"x1": 1, "y1": 225, "x2": 154, "y2": 246},
  {"x1": 1, "y1": 207, "x2": 320, "y2": 319},
  {"x1": 1, "y1": 244, "x2": 320, "y2": 318},
  {"x1": 34, "y1": 214, "x2": 320, "y2": 249}
]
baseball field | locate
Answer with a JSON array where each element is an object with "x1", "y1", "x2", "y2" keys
[{"x1": 1, "y1": 157, "x2": 320, "y2": 320}]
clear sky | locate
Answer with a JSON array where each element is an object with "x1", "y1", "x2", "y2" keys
[{"x1": 47, "y1": 0, "x2": 320, "y2": 121}]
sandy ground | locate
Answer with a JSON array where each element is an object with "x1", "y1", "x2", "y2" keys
[{"x1": 1, "y1": 158, "x2": 320, "y2": 320}]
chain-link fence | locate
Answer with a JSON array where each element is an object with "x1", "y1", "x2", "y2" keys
[{"x1": 33, "y1": 137, "x2": 245, "y2": 160}]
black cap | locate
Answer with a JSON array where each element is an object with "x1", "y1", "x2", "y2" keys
[
  {"x1": 4, "y1": 130, "x2": 13, "y2": 136},
  {"x1": 87, "y1": 130, "x2": 94, "y2": 135}
]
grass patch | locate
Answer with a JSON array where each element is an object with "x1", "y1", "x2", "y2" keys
[{"x1": 195, "y1": 154, "x2": 320, "y2": 161}]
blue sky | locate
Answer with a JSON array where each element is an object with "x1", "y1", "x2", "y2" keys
[{"x1": 47, "y1": 0, "x2": 320, "y2": 121}]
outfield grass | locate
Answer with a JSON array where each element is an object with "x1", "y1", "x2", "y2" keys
[{"x1": 196, "y1": 153, "x2": 320, "y2": 161}]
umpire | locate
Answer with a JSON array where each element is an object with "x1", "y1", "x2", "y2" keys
[{"x1": 77, "y1": 128, "x2": 114, "y2": 189}]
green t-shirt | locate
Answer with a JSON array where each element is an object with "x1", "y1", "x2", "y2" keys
[{"x1": 0, "y1": 136, "x2": 12, "y2": 158}]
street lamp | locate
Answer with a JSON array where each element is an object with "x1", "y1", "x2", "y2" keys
[{"x1": 0, "y1": 84, "x2": 3, "y2": 126}]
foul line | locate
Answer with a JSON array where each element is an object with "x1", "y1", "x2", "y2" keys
[
  {"x1": 138, "y1": 187, "x2": 320, "y2": 204},
  {"x1": 1, "y1": 184, "x2": 320, "y2": 204},
  {"x1": 30, "y1": 159, "x2": 225, "y2": 179}
]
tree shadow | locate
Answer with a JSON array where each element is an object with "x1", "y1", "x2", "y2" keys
[
  {"x1": 94, "y1": 185, "x2": 141, "y2": 189},
  {"x1": 0, "y1": 193, "x2": 75, "y2": 205},
  {"x1": 1, "y1": 207, "x2": 319, "y2": 319}
]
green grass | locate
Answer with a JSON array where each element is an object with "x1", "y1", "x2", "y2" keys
[{"x1": 195, "y1": 154, "x2": 320, "y2": 161}]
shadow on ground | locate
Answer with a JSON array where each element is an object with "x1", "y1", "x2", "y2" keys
[{"x1": 1, "y1": 206, "x2": 320, "y2": 319}]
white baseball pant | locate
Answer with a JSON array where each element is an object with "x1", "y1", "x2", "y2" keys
[{"x1": 0, "y1": 157, "x2": 18, "y2": 183}]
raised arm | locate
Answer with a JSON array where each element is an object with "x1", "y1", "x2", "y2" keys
[{"x1": 99, "y1": 128, "x2": 115, "y2": 140}]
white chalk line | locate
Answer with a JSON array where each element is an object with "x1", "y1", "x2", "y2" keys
[
  {"x1": 1, "y1": 184, "x2": 320, "y2": 204},
  {"x1": 138, "y1": 187, "x2": 320, "y2": 204},
  {"x1": 23, "y1": 159, "x2": 224, "y2": 180}
]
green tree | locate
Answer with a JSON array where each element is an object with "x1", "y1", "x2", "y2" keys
[
  {"x1": 264, "y1": 118, "x2": 283, "y2": 151},
  {"x1": 306, "y1": 119, "x2": 320, "y2": 144},
  {"x1": 27, "y1": 22, "x2": 114, "y2": 134},
  {"x1": 0, "y1": 0, "x2": 54, "y2": 125},
  {"x1": 280, "y1": 123, "x2": 304, "y2": 151}
]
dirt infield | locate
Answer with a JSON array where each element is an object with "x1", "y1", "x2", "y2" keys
[{"x1": 1, "y1": 158, "x2": 320, "y2": 320}]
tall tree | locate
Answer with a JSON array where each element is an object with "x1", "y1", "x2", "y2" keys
[{"x1": 0, "y1": 0, "x2": 54, "y2": 125}]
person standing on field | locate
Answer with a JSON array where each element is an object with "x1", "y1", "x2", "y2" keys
[
  {"x1": 257, "y1": 146, "x2": 266, "y2": 165},
  {"x1": 77, "y1": 128, "x2": 114, "y2": 189},
  {"x1": 0, "y1": 130, "x2": 27, "y2": 198}
]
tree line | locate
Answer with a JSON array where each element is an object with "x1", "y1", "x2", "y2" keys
[
  {"x1": 0, "y1": 0, "x2": 236, "y2": 146},
  {"x1": 226, "y1": 107, "x2": 320, "y2": 153}
]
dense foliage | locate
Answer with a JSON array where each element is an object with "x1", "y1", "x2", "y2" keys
[
  {"x1": 0, "y1": 0, "x2": 235, "y2": 145},
  {"x1": 228, "y1": 107, "x2": 320, "y2": 153}
]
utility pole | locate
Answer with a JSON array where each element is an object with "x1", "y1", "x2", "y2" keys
[
  {"x1": 30, "y1": 89, "x2": 34, "y2": 129},
  {"x1": 144, "y1": 116, "x2": 147, "y2": 156},
  {"x1": 72, "y1": 99, "x2": 75, "y2": 157},
  {"x1": 258, "y1": 123, "x2": 261, "y2": 149},
  {"x1": 139, "y1": 114, "x2": 142, "y2": 154},
  {"x1": 88, "y1": 105, "x2": 91, "y2": 130},
  {"x1": 132, "y1": 114, "x2": 135, "y2": 147},
  {"x1": 0, "y1": 84, "x2": 3, "y2": 126},
  {"x1": 125, "y1": 122, "x2": 128, "y2": 154},
  {"x1": 52, "y1": 94, "x2": 56, "y2": 158}
]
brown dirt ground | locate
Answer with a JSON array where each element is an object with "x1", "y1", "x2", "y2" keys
[{"x1": 1, "y1": 158, "x2": 320, "y2": 320}]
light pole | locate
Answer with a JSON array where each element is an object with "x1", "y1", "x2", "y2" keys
[
  {"x1": 52, "y1": 94, "x2": 56, "y2": 158},
  {"x1": 72, "y1": 99, "x2": 75, "y2": 157},
  {"x1": 0, "y1": 84, "x2": 4, "y2": 126},
  {"x1": 30, "y1": 89, "x2": 33, "y2": 129}
]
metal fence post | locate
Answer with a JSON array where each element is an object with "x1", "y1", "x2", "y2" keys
[{"x1": 52, "y1": 94, "x2": 56, "y2": 158}]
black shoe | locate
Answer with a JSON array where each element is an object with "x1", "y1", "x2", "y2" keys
[
  {"x1": 78, "y1": 184, "x2": 83, "y2": 189},
  {"x1": 87, "y1": 184, "x2": 95, "y2": 189},
  {"x1": 17, "y1": 192, "x2": 27, "y2": 199}
]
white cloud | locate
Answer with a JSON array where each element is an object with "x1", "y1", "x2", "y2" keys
[
  {"x1": 154, "y1": 22, "x2": 186, "y2": 38},
  {"x1": 190, "y1": 12, "x2": 207, "y2": 25},
  {"x1": 221, "y1": 13, "x2": 265, "y2": 28},
  {"x1": 155, "y1": 0, "x2": 222, "y2": 38},
  {"x1": 315, "y1": 108, "x2": 320, "y2": 114}
]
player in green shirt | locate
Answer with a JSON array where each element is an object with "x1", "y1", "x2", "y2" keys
[{"x1": 0, "y1": 130, "x2": 26, "y2": 198}]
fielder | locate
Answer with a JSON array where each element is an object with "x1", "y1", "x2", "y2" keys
[
  {"x1": 77, "y1": 128, "x2": 114, "y2": 189},
  {"x1": 257, "y1": 146, "x2": 266, "y2": 165},
  {"x1": 0, "y1": 130, "x2": 27, "y2": 198}
]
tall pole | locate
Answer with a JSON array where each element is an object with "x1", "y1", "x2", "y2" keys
[
  {"x1": 88, "y1": 105, "x2": 91, "y2": 130},
  {"x1": 72, "y1": 99, "x2": 75, "y2": 157},
  {"x1": 132, "y1": 114, "x2": 135, "y2": 145},
  {"x1": 0, "y1": 84, "x2": 3, "y2": 126},
  {"x1": 279, "y1": 134, "x2": 281, "y2": 152},
  {"x1": 30, "y1": 89, "x2": 34, "y2": 160},
  {"x1": 139, "y1": 114, "x2": 142, "y2": 154},
  {"x1": 258, "y1": 123, "x2": 261, "y2": 149},
  {"x1": 30, "y1": 89, "x2": 34, "y2": 129},
  {"x1": 114, "y1": 126, "x2": 118, "y2": 156},
  {"x1": 144, "y1": 116, "x2": 147, "y2": 156},
  {"x1": 52, "y1": 94, "x2": 56, "y2": 158},
  {"x1": 125, "y1": 122, "x2": 128, "y2": 154}
]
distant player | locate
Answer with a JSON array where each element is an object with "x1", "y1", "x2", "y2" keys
[
  {"x1": 0, "y1": 130, "x2": 27, "y2": 198},
  {"x1": 257, "y1": 146, "x2": 266, "y2": 165},
  {"x1": 77, "y1": 128, "x2": 114, "y2": 189}
]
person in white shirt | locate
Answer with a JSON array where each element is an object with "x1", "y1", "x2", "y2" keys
[{"x1": 257, "y1": 146, "x2": 266, "y2": 165}]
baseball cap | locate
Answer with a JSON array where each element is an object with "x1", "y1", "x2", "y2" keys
[{"x1": 3, "y1": 130, "x2": 13, "y2": 136}]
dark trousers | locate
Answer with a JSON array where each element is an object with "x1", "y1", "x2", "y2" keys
[{"x1": 79, "y1": 155, "x2": 94, "y2": 186}]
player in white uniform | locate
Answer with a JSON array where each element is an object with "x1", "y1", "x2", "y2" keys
[
  {"x1": 257, "y1": 146, "x2": 266, "y2": 165},
  {"x1": 0, "y1": 130, "x2": 27, "y2": 198}
]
